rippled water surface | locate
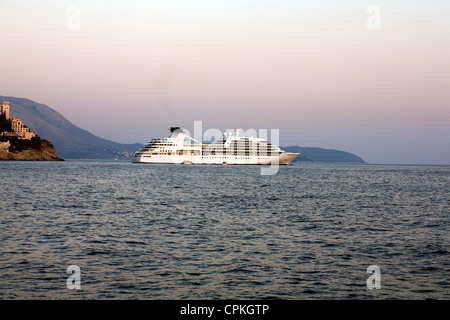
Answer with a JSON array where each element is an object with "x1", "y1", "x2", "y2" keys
[{"x1": 0, "y1": 161, "x2": 449, "y2": 299}]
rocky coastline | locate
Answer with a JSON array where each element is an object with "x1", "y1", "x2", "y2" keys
[{"x1": 0, "y1": 140, "x2": 64, "y2": 161}]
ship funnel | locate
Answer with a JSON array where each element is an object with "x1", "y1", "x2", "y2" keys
[
  {"x1": 170, "y1": 126, "x2": 182, "y2": 133},
  {"x1": 235, "y1": 129, "x2": 239, "y2": 137}
]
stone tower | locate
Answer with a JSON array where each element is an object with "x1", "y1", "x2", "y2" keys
[{"x1": 0, "y1": 100, "x2": 10, "y2": 119}]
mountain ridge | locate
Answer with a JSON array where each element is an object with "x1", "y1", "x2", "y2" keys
[{"x1": 3, "y1": 96, "x2": 141, "y2": 159}]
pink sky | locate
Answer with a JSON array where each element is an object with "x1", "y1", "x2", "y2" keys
[{"x1": 0, "y1": 1, "x2": 449, "y2": 164}]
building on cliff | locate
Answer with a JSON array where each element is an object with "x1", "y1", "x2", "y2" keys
[
  {"x1": 0, "y1": 100, "x2": 36, "y2": 140},
  {"x1": 10, "y1": 117, "x2": 36, "y2": 140}
]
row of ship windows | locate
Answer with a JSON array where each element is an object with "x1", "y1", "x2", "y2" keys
[
  {"x1": 142, "y1": 152, "x2": 275, "y2": 155},
  {"x1": 202, "y1": 157, "x2": 271, "y2": 160},
  {"x1": 145, "y1": 147, "x2": 276, "y2": 150},
  {"x1": 141, "y1": 155, "x2": 271, "y2": 159}
]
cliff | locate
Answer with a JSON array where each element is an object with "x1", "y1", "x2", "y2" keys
[{"x1": 0, "y1": 139, "x2": 63, "y2": 161}]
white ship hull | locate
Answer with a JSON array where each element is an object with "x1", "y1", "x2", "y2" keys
[{"x1": 132, "y1": 153, "x2": 298, "y2": 165}]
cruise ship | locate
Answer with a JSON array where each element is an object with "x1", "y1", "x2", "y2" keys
[{"x1": 132, "y1": 127, "x2": 300, "y2": 165}]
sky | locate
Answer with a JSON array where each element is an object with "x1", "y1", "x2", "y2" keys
[{"x1": 0, "y1": 0, "x2": 449, "y2": 164}]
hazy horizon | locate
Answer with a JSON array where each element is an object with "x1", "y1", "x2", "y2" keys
[{"x1": 1, "y1": 1, "x2": 449, "y2": 165}]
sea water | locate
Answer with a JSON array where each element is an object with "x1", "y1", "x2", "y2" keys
[{"x1": 0, "y1": 161, "x2": 448, "y2": 299}]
